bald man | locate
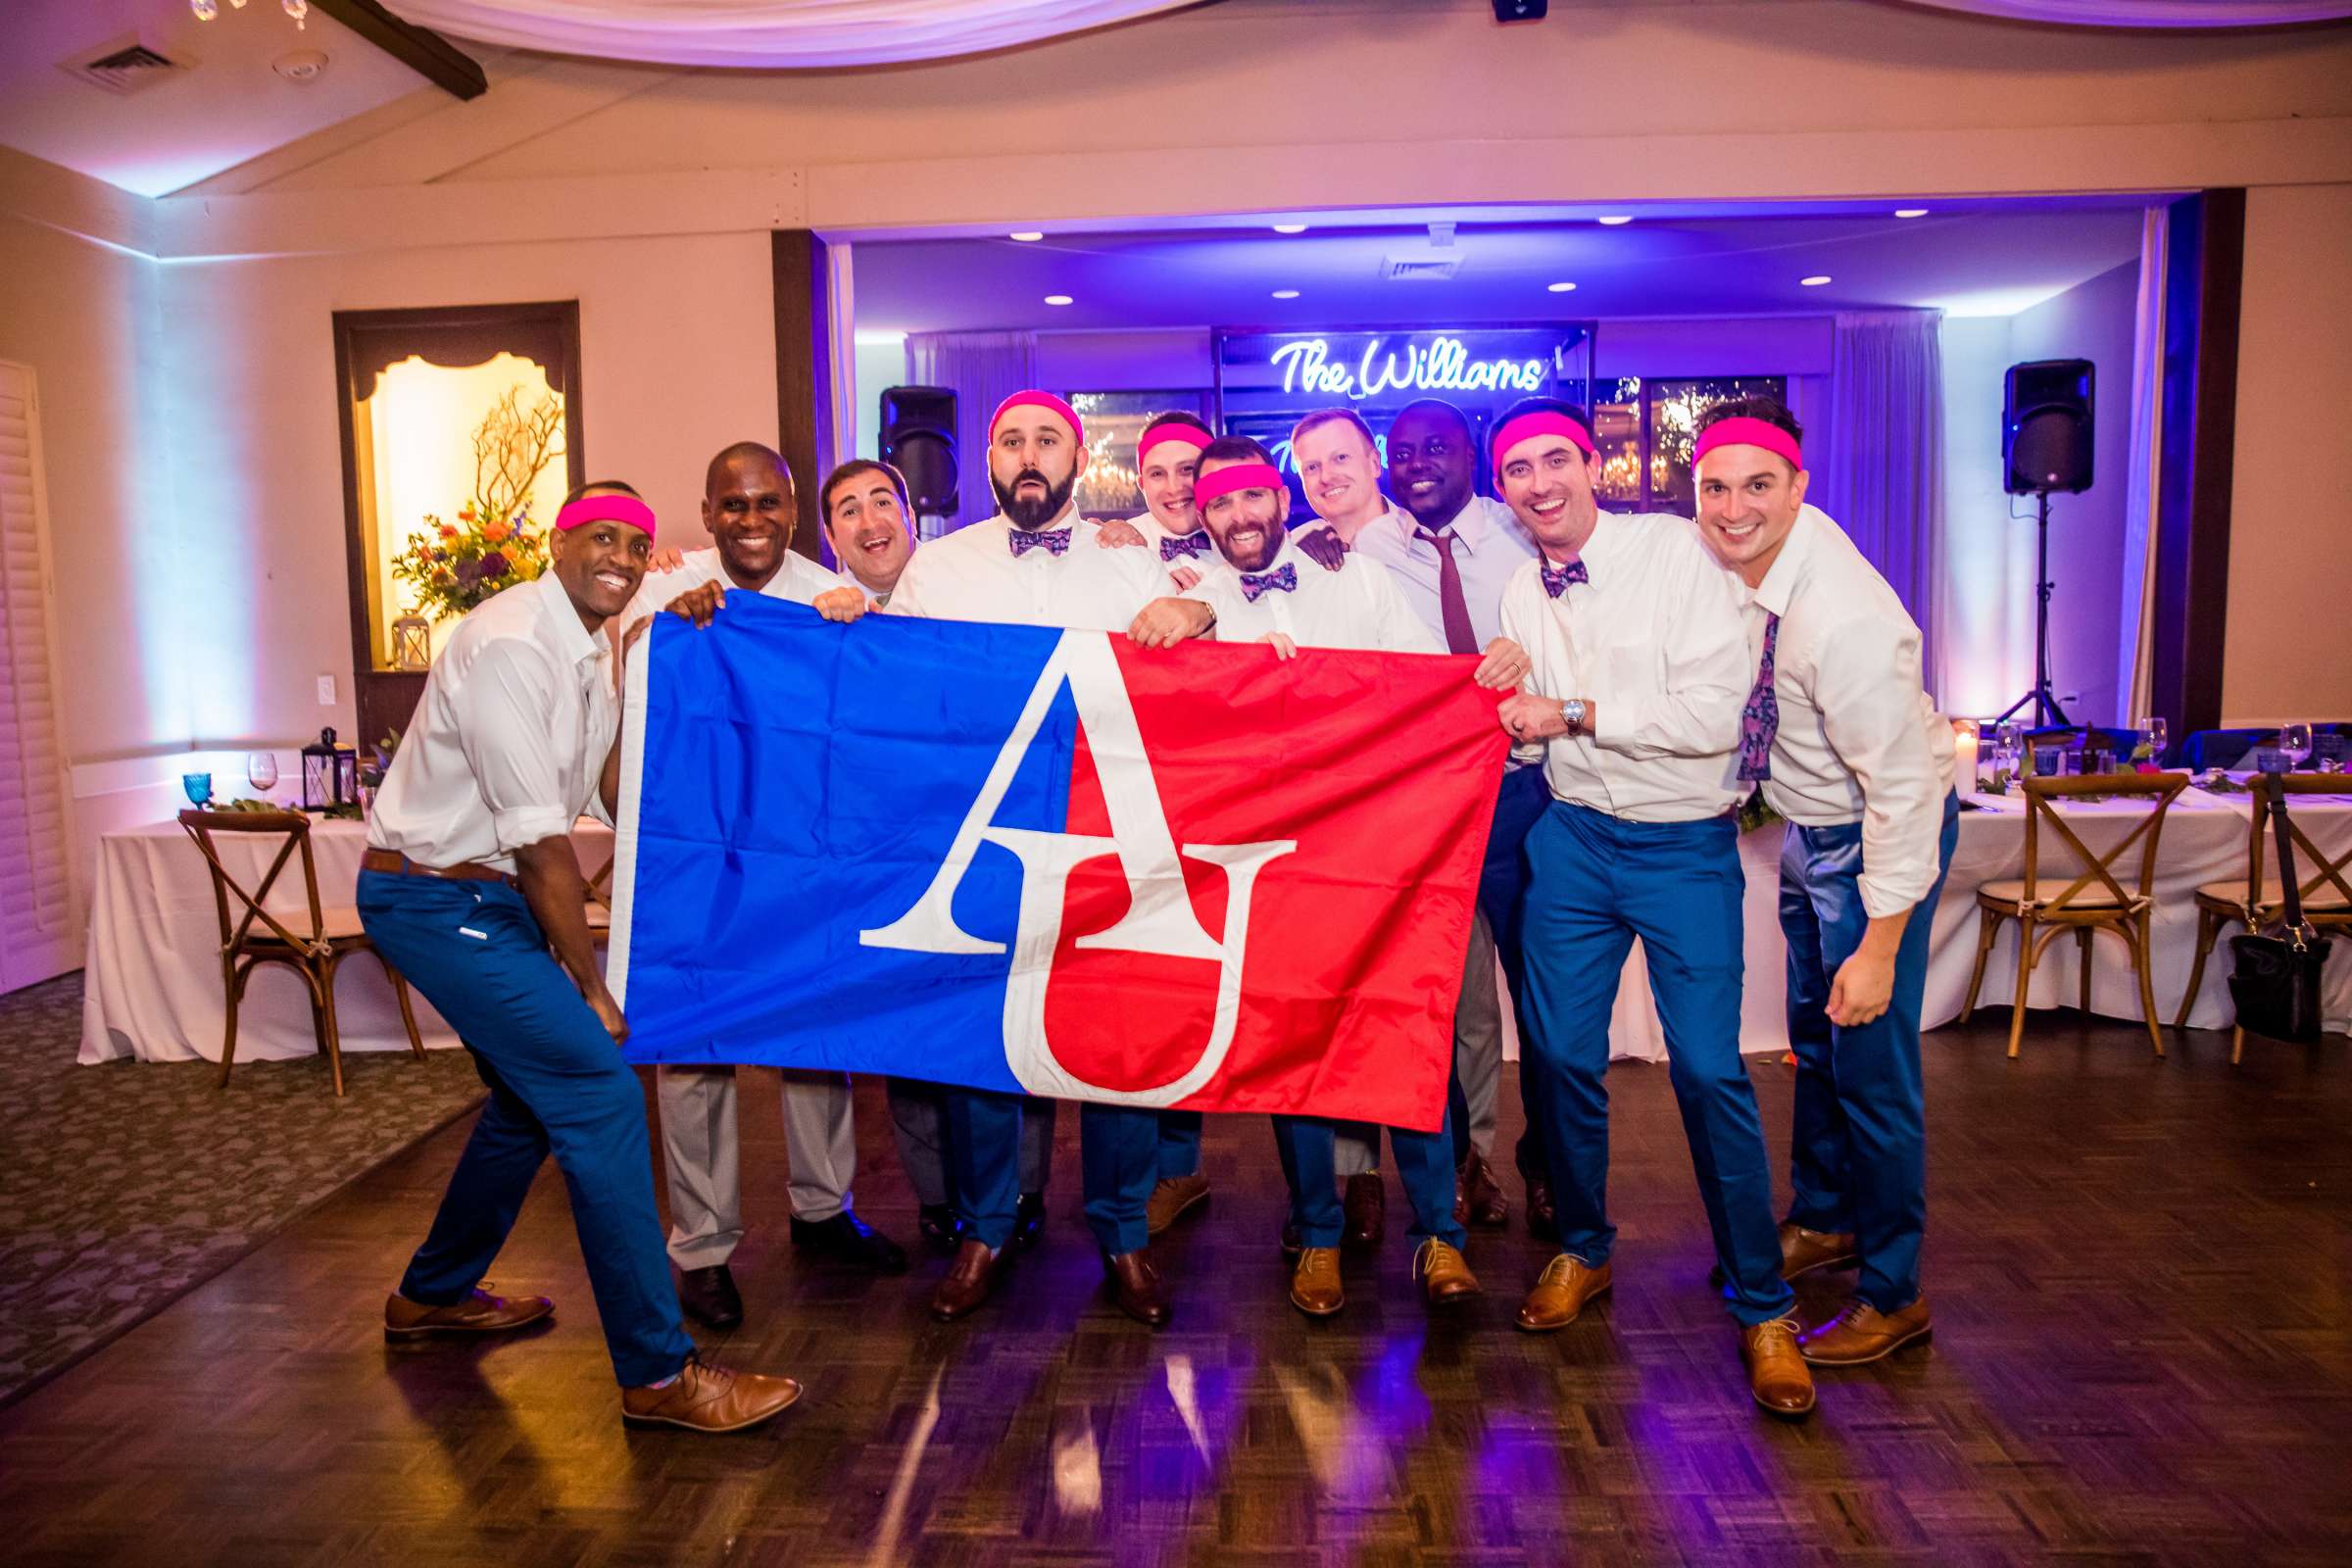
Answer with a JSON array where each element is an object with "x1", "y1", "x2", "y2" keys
[{"x1": 620, "y1": 442, "x2": 910, "y2": 1333}]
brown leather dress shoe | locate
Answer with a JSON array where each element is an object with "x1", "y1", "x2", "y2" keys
[
  {"x1": 1145, "y1": 1172, "x2": 1211, "y2": 1236},
  {"x1": 1740, "y1": 1317, "x2": 1817, "y2": 1417},
  {"x1": 1525, "y1": 1177, "x2": 1558, "y2": 1244},
  {"x1": 1102, "y1": 1250, "x2": 1171, "y2": 1328},
  {"x1": 1513, "y1": 1253, "x2": 1612, "y2": 1332},
  {"x1": 1800, "y1": 1297, "x2": 1932, "y2": 1365},
  {"x1": 1779, "y1": 1222, "x2": 1859, "y2": 1281},
  {"x1": 1288, "y1": 1247, "x2": 1345, "y2": 1317},
  {"x1": 930, "y1": 1239, "x2": 1005, "y2": 1321},
  {"x1": 1456, "y1": 1152, "x2": 1508, "y2": 1228},
  {"x1": 1343, "y1": 1173, "x2": 1386, "y2": 1248},
  {"x1": 620, "y1": 1352, "x2": 801, "y2": 1433},
  {"x1": 383, "y1": 1286, "x2": 553, "y2": 1341},
  {"x1": 1412, "y1": 1239, "x2": 1481, "y2": 1307}
]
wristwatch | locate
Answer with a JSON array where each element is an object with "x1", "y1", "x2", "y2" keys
[{"x1": 1561, "y1": 698, "x2": 1588, "y2": 734}]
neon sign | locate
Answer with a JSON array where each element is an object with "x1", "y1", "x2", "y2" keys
[{"x1": 1268, "y1": 335, "x2": 1549, "y2": 402}]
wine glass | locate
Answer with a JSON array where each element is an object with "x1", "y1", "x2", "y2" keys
[
  {"x1": 2137, "y1": 715, "x2": 2168, "y2": 765},
  {"x1": 246, "y1": 752, "x2": 279, "y2": 801},
  {"x1": 2281, "y1": 722, "x2": 2315, "y2": 770},
  {"x1": 181, "y1": 772, "x2": 213, "y2": 808}
]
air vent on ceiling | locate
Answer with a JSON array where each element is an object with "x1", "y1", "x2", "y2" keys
[
  {"x1": 1380, "y1": 254, "x2": 1465, "y2": 282},
  {"x1": 60, "y1": 36, "x2": 189, "y2": 97}
]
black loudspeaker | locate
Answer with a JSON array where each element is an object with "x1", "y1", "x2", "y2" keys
[
  {"x1": 1493, "y1": 0, "x2": 1547, "y2": 17},
  {"x1": 2003, "y1": 359, "x2": 2094, "y2": 495},
  {"x1": 879, "y1": 385, "x2": 958, "y2": 517}
]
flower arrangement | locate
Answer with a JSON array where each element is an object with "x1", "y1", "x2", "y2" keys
[{"x1": 389, "y1": 386, "x2": 564, "y2": 621}]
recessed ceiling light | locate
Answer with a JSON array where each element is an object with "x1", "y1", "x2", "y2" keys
[
  {"x1": 1044, "y1": 294, "x2": 1074, "y2": 306},
  {"x1": 1546, "y1": 280, "x2": 1578, "y2": 293},
  {"x1": 1893, "y1": 208, "x2": 1929, "y2": 219},
  {"x1": 1009, "y1": 231, "x2": 1045, "y2": 242},
  {"x1": 1799, "y1": 274, "x2": 1833, "y2": 287},
  {"x1": 1271, "y1": 288, "x2": 1300, "y2": 300},
  {"x1": 1596, "y1": 215, "x2": 1634, "y2": 226},
  {"x1": 1271, "y1": 223, "x2": 1308, "y2": 234}
]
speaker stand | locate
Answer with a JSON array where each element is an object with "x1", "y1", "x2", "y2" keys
[{"x1": 1995, "y1": 489, "x2": 2070, "y2": 729}]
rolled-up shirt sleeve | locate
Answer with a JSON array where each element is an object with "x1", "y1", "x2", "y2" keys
[
  {"x1": 454, "y1": 639, "x2": 575, "y2": 855},
  {"x1": 1813, "y1": 615, "x2": 1944, "y2": 917}
]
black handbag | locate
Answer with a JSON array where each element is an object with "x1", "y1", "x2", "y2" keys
[{"x1": 2229, "y1": 773, "x2": 2333, "y2": 1043}]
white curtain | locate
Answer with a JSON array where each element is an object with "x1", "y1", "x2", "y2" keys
[
  {"x1": 903, "y1": 330, "x2": 1037, "y2": 533},
  {"x1": 385, "y1": 1, "x2": 1195, "y2": 67},
  {"x1": 1897, "y1": 1, "x2": 2351, "y2": 23},
  {"x1": 2116, "y1": 208, "x2": 2170, "y2": 728},
  {"x1": 1821, "y1": 311, "x2": 1948, "y2": 701}
]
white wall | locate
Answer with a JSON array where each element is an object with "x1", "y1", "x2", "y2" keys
[
  {"x1": 2224, "y1": 182, "x2": 2352, "y2": 726},
  {"x1": 1937, "y1": 316, "x2": 2029, "y2": 718}
]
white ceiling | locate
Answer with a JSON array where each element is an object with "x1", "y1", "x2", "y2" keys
[
  {"x1": 849, "y1": 201, "x2": 2152, "y2": 332},
  {"x1": 0, "y1": 0, "x2": 439, "y2": 197}
]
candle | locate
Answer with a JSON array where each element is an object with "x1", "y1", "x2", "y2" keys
[{"x1": 1953, "y1": 719, "x2": 1981, "y2": 792}]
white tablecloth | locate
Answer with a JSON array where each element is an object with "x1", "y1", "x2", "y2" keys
[{"x1": 78, "y1": 818, "x2": 615, "y2": 1065}]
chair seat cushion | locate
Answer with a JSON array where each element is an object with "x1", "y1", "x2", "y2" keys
[
  {"x1": 2193, "y1": 877, "x2": 2351, "y2": 910},
  {"x1": 1975, "y1": 877, "x2": 2135, "y2": 910}
]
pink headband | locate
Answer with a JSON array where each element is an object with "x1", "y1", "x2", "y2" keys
[
  {"x1": 1490, "y1": 411, "x2": 1594, "y2": 475},
  {"x1": 1692, "y1": 416, "x2": 1803, "y2": 471},
  {"x1": 1137, "y1": 420, "x2": 1209, "y2": 466},
  {"x1": 989, "y1": 390, "x2": 1083, "y2": 445},
  {"x1": 1192, "y1": 463, "x2": 1285, "y2": 508},
  {"x1": 554, "y1": 493, "x2": 657, "y2": 540}
]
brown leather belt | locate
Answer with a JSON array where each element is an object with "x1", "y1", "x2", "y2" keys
[{"x1": 362, "y1": 848, "x2": 515, "y2": 886}]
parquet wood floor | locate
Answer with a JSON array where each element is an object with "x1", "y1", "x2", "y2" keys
[{"x1": 3, "y1": 1020, "x2": 2347, "y2": 1566}]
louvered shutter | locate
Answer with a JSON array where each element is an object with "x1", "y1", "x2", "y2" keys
[{"x1": 0, "y1": 363, "x2": 76, "y2": 993}]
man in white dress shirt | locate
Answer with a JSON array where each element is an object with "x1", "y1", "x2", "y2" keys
[
  {"x1": 617, "y1": 444, "x2": 909, "y2": 1333},
  {"x1": 886, "y1": 390, "x2": 1177, "y2": 1329},
  {"x1": 1689, "y1": 396, "x2": 1957, "y2": 1369},
  {"x1": 1289, "y1": 408, "x2": 1392, "y2": 549},
  {"x1": 359, "y1": 480, "x2": 800, "y2": 1433},
  {"x1": 1131, "y1": 436, "x2": 1533, "y2": 1316},
  {"x1": 1349, "y1": 399, "x2": 1544, "y2": 1241},
  {"x1": 1487, "y1": 401, "x2": 1817, "y2": 1418},
  {"x1": 821, "y1": 458, "x2": 918, "y2": 606}
]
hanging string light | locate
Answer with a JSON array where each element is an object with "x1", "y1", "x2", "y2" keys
[{"x1": 189, "y1": 0, "x2": 308, "y2": 28}]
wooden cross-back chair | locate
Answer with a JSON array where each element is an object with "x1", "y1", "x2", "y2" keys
[
  {"x1": 2175, "y1": 773, "x2": 2352, "y2": 1062},
  {"x1": 585, "y1": 855, "x2": 615, "y2": 933},
  {"x1": 1957, "y1": 772, "x2": 2189, "y2": 1060},
  {"x1": 178, "y1": 809, "x2": 425, "y2": 1097}
]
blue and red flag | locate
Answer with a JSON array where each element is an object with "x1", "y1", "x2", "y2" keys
[{"x1": 610, "y1": 594, "x2": 1505, "y2": 1130}]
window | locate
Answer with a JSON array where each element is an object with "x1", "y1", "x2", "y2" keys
[
  {"x1": 1069, "y1": 391, "x2": 1208, "y2": 518},
  {"x1": 1592, "y1": 376, "x2": 1789, "y2": 514}
]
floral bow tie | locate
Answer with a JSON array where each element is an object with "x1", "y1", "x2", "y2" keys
[
  {"x1": 1009, "y1": 527, "x2": 1071, "y2": 559},
  {"x1": 1239, "y1": 563, "x2": 1298, "y2": 603},
  {"x1": 1161, "y1": 532, "x2": 1213, "y2": 562},
  {"x1": 1541, "y1": 559, "x2": 1590, "y2": 599}
]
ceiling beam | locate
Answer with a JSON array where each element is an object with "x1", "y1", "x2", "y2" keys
[{"x1": 314, "y1": 0, "x2": 488, "y2": 100}]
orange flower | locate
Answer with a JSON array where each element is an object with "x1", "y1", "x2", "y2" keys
[
  {"x1": 481, "y1": 522, "x2": 508, "y2": 544},
  {"x1": 438, "y1": 523, "x2": 459, "y2": 540}
]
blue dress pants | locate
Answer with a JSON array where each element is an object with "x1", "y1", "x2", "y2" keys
[
  {"x1": 946, "y1": 1090, "x2": 1155, "y2": 1254},
  {"x1": 1272, "y1": 1104, "x2": 1466, "y2": 1251},
  {"x1": 1780, "y1": 793, "x2": 1959, "y2": 1313},
  {"x1": 356, "y1": 871, "x2": 694, "y2": 1389},
  {"x1": 1476, "y1": 764, "x2": 1553, "y2": 1177},
  {"x1": 1517, "y1": 802, "x2": 1793, "y2": 1326},
  {"x1": 1154, "y1": 1110, "x2": 1202, "y2": 1180}
]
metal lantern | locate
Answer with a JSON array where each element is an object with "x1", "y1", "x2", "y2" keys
[
  {"x1": 302, "y1": 726, "x2": 359, "y2": 810},
  {"x1": 390, "y1": 612, "x2": 432, "y2": 672}
]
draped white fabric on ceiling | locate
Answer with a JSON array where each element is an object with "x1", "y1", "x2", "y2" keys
[
  {"x1": 1899, "y1": 0, "x2": 2351, "y2": 24},
  {"x1": 384, "y1": 0, "x2": 1196, "y2": 68}
]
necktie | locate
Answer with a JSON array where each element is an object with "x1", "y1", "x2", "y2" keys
[
  {"x1": 1160, "y1": 532, "x2": 1213, "y2": 562},
  {"x1": 1009, "y1": 527, "x2": 1070, "y2": 559},
  {"x1": 1239, "y1": 563, "x2": 1297, "y2": 603},
  {"x1": 1738, "y1": 612, "x2": 1781, "y2": 783},
  {"x1": 1415, "y1": 528, "x2": 1478, "y2": 654},
  {"x1": 1541, "y1": 559, "x2": 1589, "y2": 599}
]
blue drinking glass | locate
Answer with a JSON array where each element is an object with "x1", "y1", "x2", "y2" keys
[{"x1": 181, "y1": 772, "x2": 214, "y2": 807}]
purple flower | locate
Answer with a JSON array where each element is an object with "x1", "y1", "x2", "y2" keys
[
  {"x1": 478, "y1": 550, "x2": 511, "y2": 579},
  {"x1": 454, "y1": 557, "x2": 487, "y2": 586}
]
